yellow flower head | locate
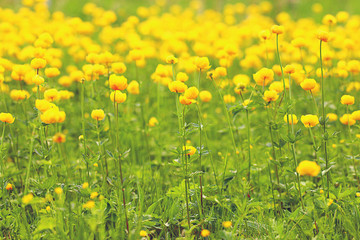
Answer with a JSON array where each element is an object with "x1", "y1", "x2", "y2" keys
[
  {"x1": 183, "y1": 145, "x2": 196, "y2": 156},
  {"x1": 263, "y1": 90, "x2": 278, "y2": 102},
  {"x1": 54, "y1": 187, "x2": 63, "y2": 195},
  {"x1": 111, "y1": 62, "x2": 127, "y2": 74},
  {"x1": 44, "y1": 89, "x2": 59, "y2": 102},
  {"x1": 194, "y1": 57, "x2": 211, "y2": 70},
  {"x1": 300, "y1": 78, "x2": 317, "y2": 91},
  {"x1": 184, "y1": 87, "x2": 199, "y2": 100},
  {"x1": 166, "y1": 55, "x2": 178, "y2": 64},
  {"x1": 127, "y1": 80, "x2": 140, "y2": 95},
  {"x1": 91, "y1": 109, "x2": 105, "y2": 121},
  {"x1": 109, "y1": 74, "x2": 128, "y2": 91},
  {"x1": 53, "y1": 133, "x2": 66, "y2": 143},
  {"x1": 149, "y1": 117, "x2": 159, "y2": 127},
  {"x1": 296, "y1": 160, "x2": 321, "y2": 177},
  {"x1": 351, "y1": 110, "x2": 360, "y2": 121},
  {"x1": 340, "y1": 114, "x2": 356, "y2": 126},
  {"x1": 0, "y1": 113, "x2": 15, "y2": 124},
  {"x1": 110, "y1": 90, "x2": 127, "y2": 103},
  {"x1": 22, "y1": 193, "x2": 34, "y2": 205},
  {"x1": 199, "y1": 90, "x2": 212, "y2": 102},
  {"x1": 139, "y1": 230, "x2": 148, "y2": 237},
  {"x1": 31, "y1": 58, "x2": 47, "y2": 69},
  {"x1": 222, "y1": 221, "x2": 232, "y2": 228},
  {"x1": 176, "y1": 72, "x2": 189, "y2": 82},
  {"x1": 301, "y1": 114, "x2": 319, "y2": 128},
  {"x1": 90, "y1": 192, "x2": 99, "y2": 199},
  {"x1": 284, "y1": 114, "x2": 298, "y2": 125},
  {"x1": 83, "y1": 200, "x2": 95, "y2": 209},
  {"x1": 340, "y1": 95, "x2": 355, "y2": 105},
  {"x1": 168, "y1": 81, "x2": 188, "y2": 93},
  {"x1": 45, "y1": 67, "x2": 60, "y2": 78},
  {"x1": 253, "y1": 68, "x2": 274, "y2": 86},
  {"x1": 201, "y1": 229, "x2": 211, "y2": 237},
  {"x1": 327, "y1": 113, "x2": 338, "y2": 122},
  {"x1": 32, "y1": 75, "x2": 45, "y2": 85},
  {"x1": 5, "y1": 183, "x2": 13, "y2": 191},
  {"x1": 269, "y1": 81, "x2": 284, "y2": 93},
  {"x1": 316, "y1": 30, "x2": 330, "y2": 42},
  {"x1": 271, "y1": 25, "x2": 284, "y2": 35}
]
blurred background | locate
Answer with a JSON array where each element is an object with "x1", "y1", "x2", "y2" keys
[{"x1": 0, "y1": 0, "x2": 359, "y2": 19}]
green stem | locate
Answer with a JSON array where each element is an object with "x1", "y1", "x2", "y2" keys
[{"x1": 24, "y1": 125, "x2": 36, "y2": 193}]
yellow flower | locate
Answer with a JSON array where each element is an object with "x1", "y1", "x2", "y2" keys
[
  {"x1": 215, "y1": 67, "x2": 227, "y2": 77},
  {"x1": 340, "y1": 95, "x2": 355, "y2": 105},
  {"x1": 340, "y1": 114, "x2": 356, "y2": 126},
  {"x1": 253, "y1": 68, "x2": 274, "y2": 86},
  {"x1": 222, "y1": 221, "x2": 232, "y2": 228},
  {"x1": 90, "y1": 192, "x2": 99, "y2": 199},
  {"x1": 91, "y1": 109, "x2": 105, "y2": 121},
  {"x1": 5, "y1": 183, "x2": 13, "y2": 191},
  {"x1": 54, "y1": 187, "x2": 63, "y2": 195},
  {"x1": 194, "y1": 57, "x2": 211, "y2": 70},
  {"x1": 179, "y1": 95, "x2": 193, "y2": 105},
  {"x1": 300, "y1": 79, "x2": 317, "y2": 91},
  {"x1": 199, "y1": 91, "x2": 212, "y2": 102},
  {"x1": 184, "y1": 87, "x2": 199, "y2": 100},
  {"x1": 242, "y1": 99, "x2": 252, "y2": 107},
  {"x1": 183, "y1": 145, "x2": 196, "y2": 156},
  {"x1": 149, "y1": 117, "x2": 159, "y2": 127},
  {"x1": 83, "y1": 200, "x2": 95, "y2": 209},
  {"x1": 336, "y1": 11, "x2": 349, "y2": 23},
  {"x1": 0, "y1": 113, "x2": 15, "y2": 124},
  {"x1": 269, "y1": 81, "x2": 284, "y2": 93},
  {"x1": 111, "y1": 62, "x2": 127, "y2": 74},
  {"x1": 351, "y1": 110, "x2": 360, "y2": 121},
  {"x1": 10, "y1": 90, "x2": 30, "y2": 101},
  {"x1": 176, "y1": 72, "x2": 189, "y2": 82},
  {"x1": 82, "y1": 182, "x2": 89, "y2": 189},
  {"x1": 168, "y1": 81, "x2": 188, "y2": 93},
  {"x1": 127, "y1": 80, "x2": 140, "y2": 95},
  {"x1": 284, "y1": 65, "x2": 295, "y2": 74},
  {"x1": 166, "y1": 55, "x2": 178, "y2": 64},
  {"x1": 44, "y1": 89, "x2": 59, "y2": 102},
  {"x1": 284, "y1": 114, "x2": 298, "y2": 125},
  {"x1": 356, "y1": 192, "x2": 360, "y2": 198},
  {"x1": 45, "y1": 67, "x2": 60, "y2": 78},
  {"x1": 110, "y1": 91, "x2": 127, "y2": 103},
  {"x1": 30, "y1": 58, "x2": 47, "y2": 69},
  {"x1": 32, "y1": 75, "x2": 45, "y2": 85},
  {"x1": 327, "y1": 199, "x2": 334, "y2": 206},
  {"x1": 201, "y1": 229, "x2": 210, "y2": 237},
  {"x1": 109, "y1": 74, "x2": 128, "y2": 91},
  {"x1": 322, "y1": 14, "x2": 337, "y2": 26},
  {"x1": 35, "y1": 99, "x2": 53, "y2": 113},
  {"x1": 259, "y1": 29, "x2": 271, "y2": 40},
  {"x1": 301, "y1": 115, "x2": 319, "y2": 128},
  {"x1": 22, "y1": 193, "x2": 34, "y2": 204},
  {"x1": 296, "y1": 160, "x2": 321, "y2": 177},
  {"x1": 271, "y1": 25, "x2": 284, "y2": 34},
  {"x1": 139, "y1": 230, "x2": 148, "y2": 237},
  {"x1": 53, "y1": 133, "x2": 66, "y2": 143},
  {"x1": 327, "y1": 113, "x2": 338, "y2": 122},
  {"x1": 317, "y1": 30, "x2": 330, "y2": 42},
  {"x1": 263, "y1": 90, "x2": 278, "y2": 102},
  {"x1": 223, "y1": 94, "x2": 236, "y2": 104}
]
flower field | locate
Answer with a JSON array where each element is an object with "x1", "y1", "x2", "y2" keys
[{"x1": 1, "y1": 0, "x2": 360, "y2": 239}]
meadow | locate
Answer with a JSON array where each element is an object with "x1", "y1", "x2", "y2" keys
[{"x1": 1, "y1": 0, "x2": 360, "y2": 239}]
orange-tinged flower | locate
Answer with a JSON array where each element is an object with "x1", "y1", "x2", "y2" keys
[
  {"x1": 91, "y1": 109, "x2": 105, "y2": 121},
  {"x1": 22, "y1": 193, "x2": 33, "y2": 205},
  {"x1": 284, "y1": 65, "x2": 295, "y2": 74},
  {"x1": 269, "y1": 81, "x2": 284, "y2": 93},
  {"x1": 53, "y1": 133, "x2": 66, "y2": 143},
  {"x1": 322, "y1": 14, "x2": 337, "y2": 26},
  {"x1": 340, "y1": 114, "x2": 356, "y2": 126},
  {"x1": 317, "y1": 30, "x2": 330, "y2": 42},
  {"x1": 259, "y1": 29, "x2": 271, "y2": 40},
  {"x1": 222, "y1": 221, "x2": 232, "y2": 228},
  {"x1": 301, "y1": 114, "x2": 319, "y2": 128},
  {"x1": 109, "y1": 74, "x2": 128, "y2": 91},
  {"x1": 340, "y1": 95, "x2": 355, "y2": 105},
  {"x1": 183, "y1": 145, "x2": 196, "y2": 155},
  {"x1": 5, "y1": 183, "x2": 13, "y2": 190},
  {"x1": 271, "y1": 25, "x2": 284, "y2": 34},
  {"x1": 215, "y1": 67, "x2": 227, "y2": 77},
  {"x1": 110, "y1": 90, "x2": 127, "y2": 103},
  {"x1": 179, "y1": 95, "x2": 193, "y2": 105},
  {"x1": 263, "y1": 90, "x2": 278, "y2": 102},
  {"x1": 296, "y1": 160, "x2": 321, "y2": 177},
  {"x1": 0, "y1": 113, "x2": 15, "y2": 124},
  {"x1": 10, "y1": 90, "x2": 30, "y2": 101},
  {"x1": 223, "y1": 94, "x2": 235, "y2": 104},
  {"x1": 253, "y1": 68, "x2": 274, "y2": 86},
  {"x1": 35, "y1": 99, "x2": 53, "y2": 113}
]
